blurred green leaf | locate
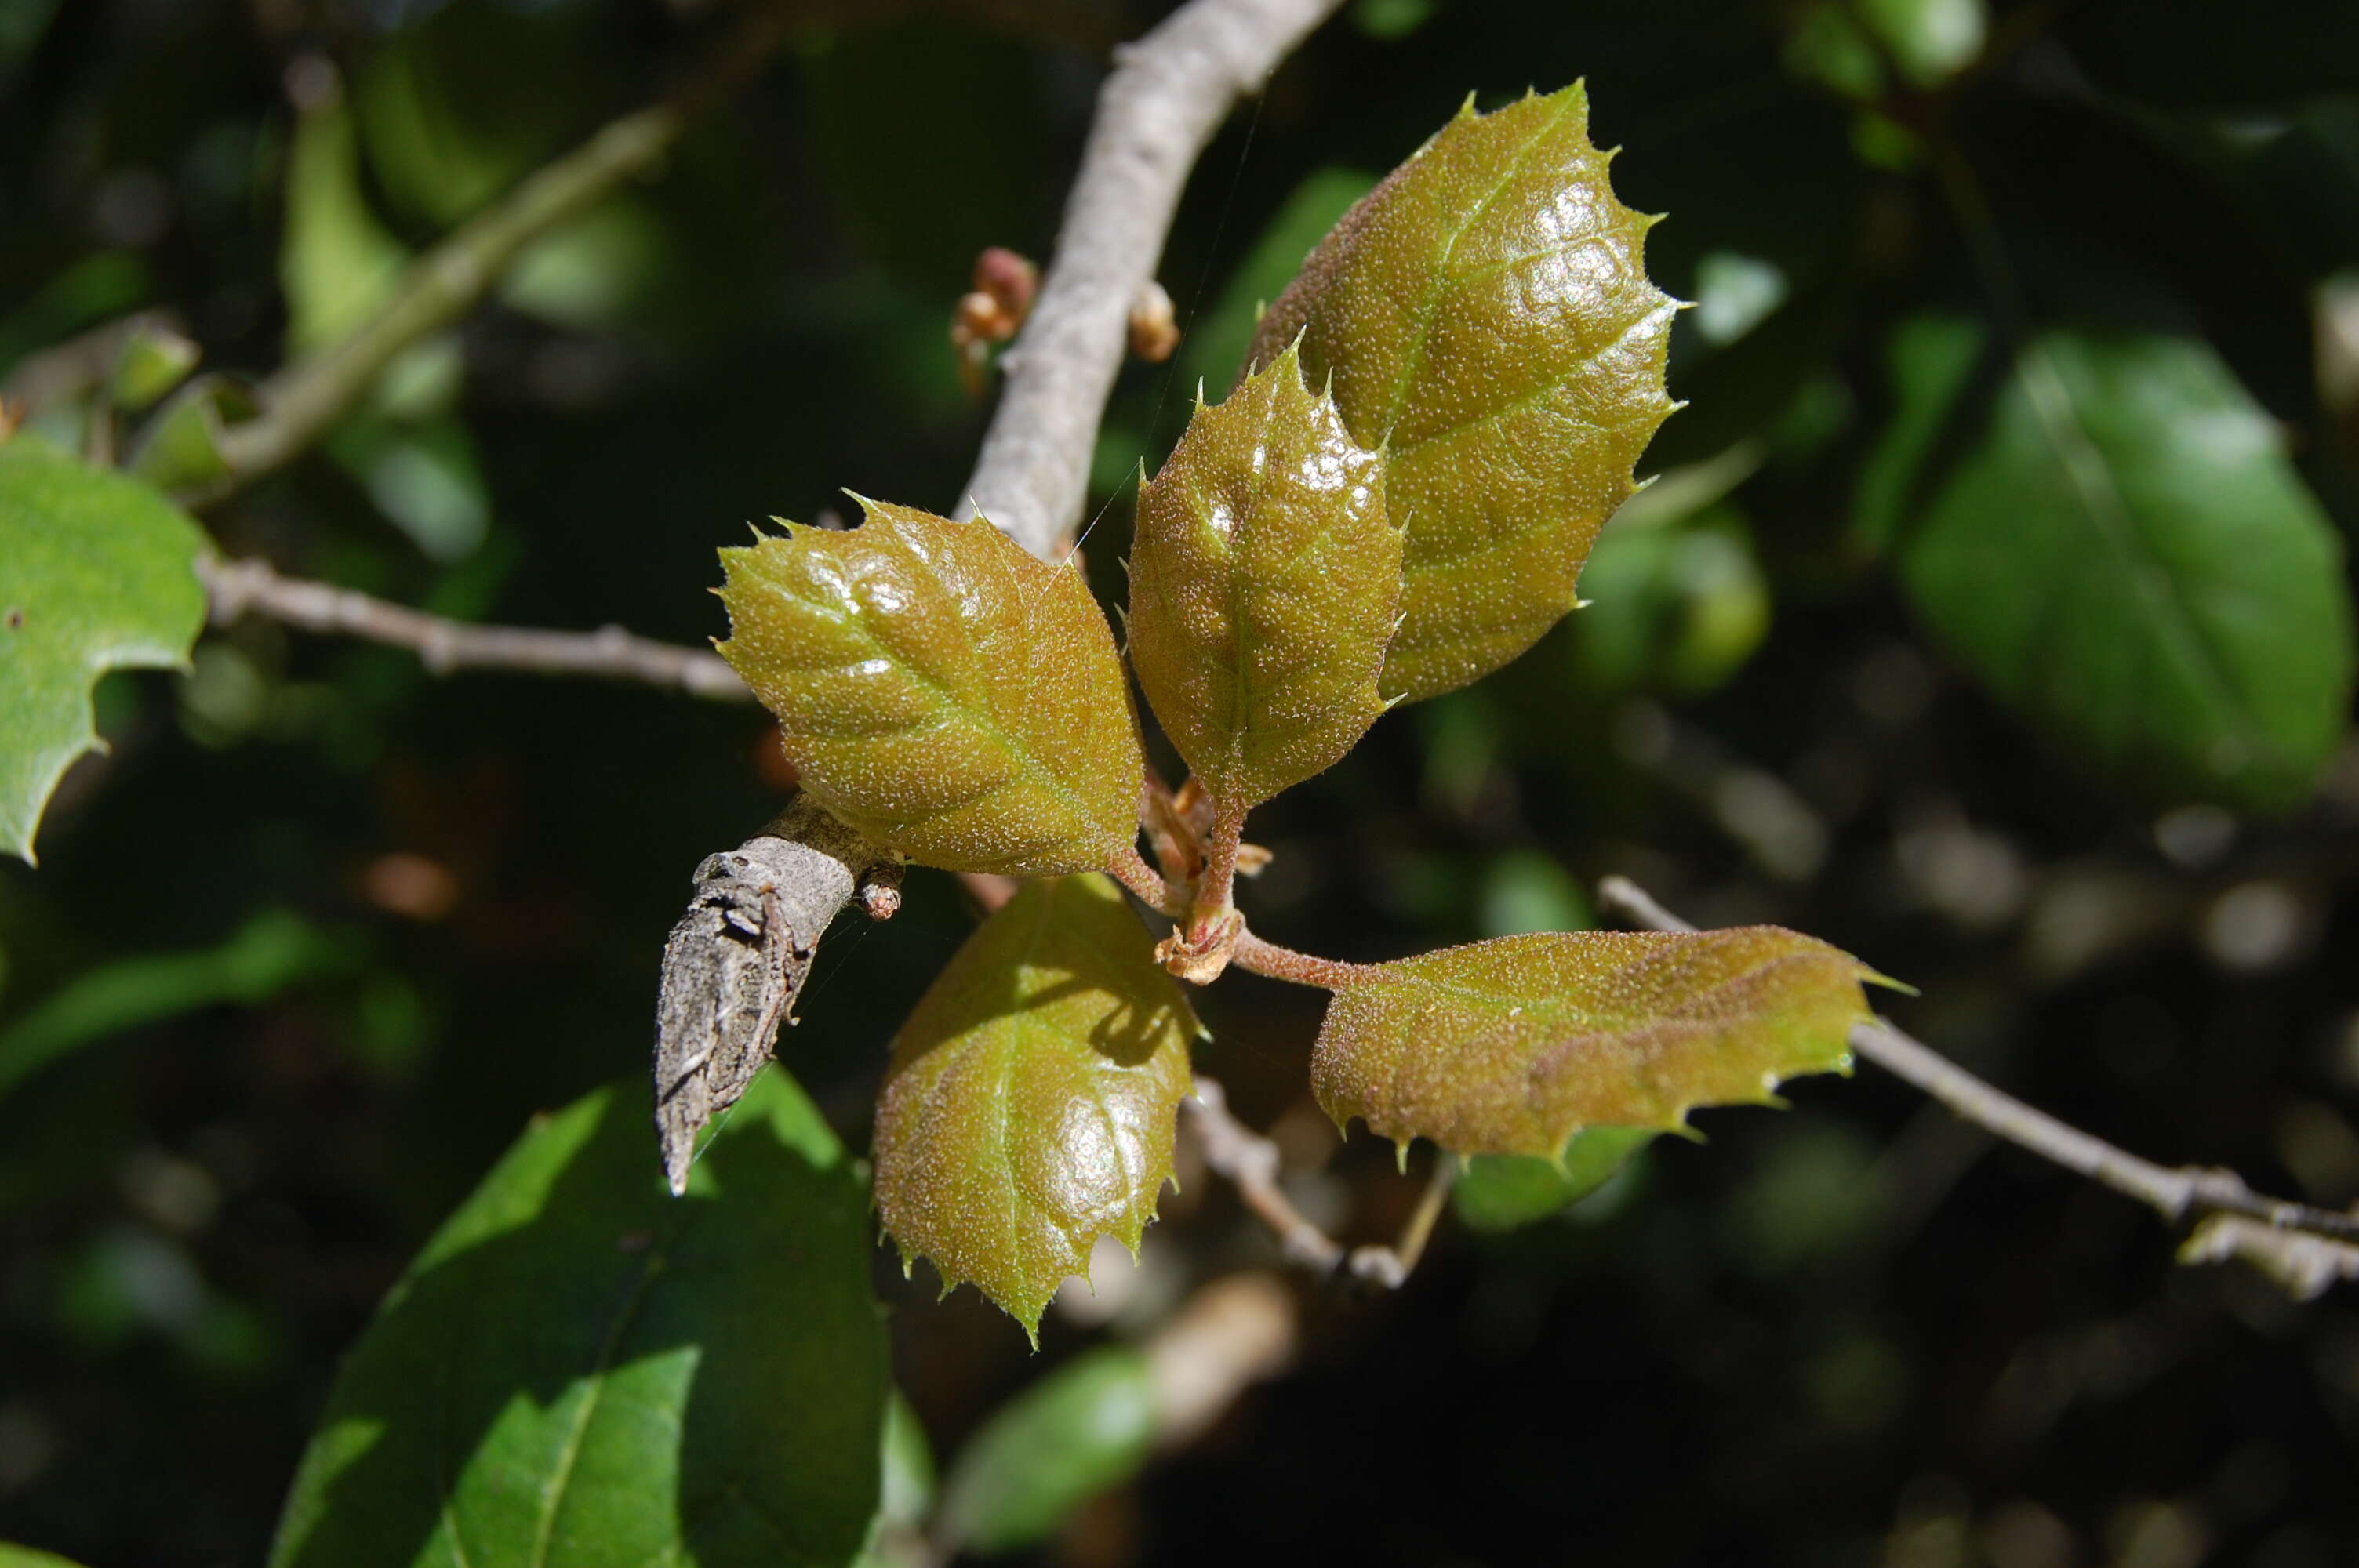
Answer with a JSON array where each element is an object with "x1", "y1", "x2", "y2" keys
[
  {"x1": 1313, "y1": 927, "x2": 1881, "y2": 1158},
  {"x1": 270, "y1": 1071, "x2": 886, "y2": 1568},
  {"x1": 1246, "y1": 84, "x2": 1680, "y2": 703},
  {"x1": 1862, "y1": 319, "x2": 2357, "y2": 808},
  {"x1": 353, "y1": 15, "x2": 594, "y2": 230},
  {"x1": 107, "y1": 318, "x2": 198, "y2": 412},
  {"x1": 0, "y1": 909, "x2": 360, "y2": 1102},
  {"x1": 1351, "y1": 0, "x2": 1438, "y2": 40},
  {"x1": 1571, "y1": 504, "x2": 1770, "y2": 696},
  {"x1": 1857, "y1": 0, "x2": 1986, "y2": 87},
  {"x1": 0, "y1": 0, "x2": 63, "y2": 66},
  {"x1": 936, "y1": 1347, "x2": 1158, "y2": 1556},
  {"x1": 852, "y1": 1393, "x2": 937, "y2": 1568},
  {"x1": 0, "y1": 436, "x2": 206, "y2": 862},
  {"x1": 125, "y1": 375, "x2": 255, "y2": 496},
  {"x1": 282, "y1": 88, "x2": 409, "y2": 354},
  {"x1": 872, "y1": 877, "x2": 1198, "y2": 1338},
  {"x1": 1455, "y1": 1127, "x2": 1656, "y2": 1232},
  {"x1": 0, "y1": 1543, "x2": 91, "y2": 1568},
  {"x1": 1474, "y1": 850, "x2": 1592, "y2": 938},
  {"x1": 500, "y1": 198, "x2": 669, "y2": 332},
  {"x1": 0, "y1": 254, "x2": 148, "y2": 377},
  {"x1": 1129, "y1": 342, "x2": 1398, "y2": 811},
  {"x1": 327, "y1": 415, "x2": 489, "y2": 564}
]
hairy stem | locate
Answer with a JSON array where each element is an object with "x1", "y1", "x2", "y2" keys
[
  {"x1": 1189, "y1": 797, "x2": 1248, "y2": 935},
  {"x1": 1229, "y1": 930, "x2": 1379, "y2": 990},
  {"x1": 1593, "y1": 877, "x2": 2359, "y2": 1252},
  {"x1": 1109, "y1": 841, "x2": 1184, "y2": 915}
]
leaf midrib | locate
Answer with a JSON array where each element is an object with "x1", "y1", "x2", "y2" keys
[
  {"x1": 800, "y1": 528, "x2": 1118, "y2": 848},
  {"x1": 1369, "y1": 92, "x2": 1582, "y2": 444},
  {"x1": 2007, "y1": 341, "x2": 2274, "y2": 773}
]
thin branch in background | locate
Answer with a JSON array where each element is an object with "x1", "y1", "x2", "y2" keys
[
  {"x1": 194, "y1": 1, "x2": 809, "y2": 503},
  {"x1": 1182, "y1": 1076, "x2": 1449, "y2": 1290},
  {"x1": 1593, "y1": 875, "x2": 2359, "y2": 1298},
  {"x1": 956, "y1": 0, "x2": 1348, "y2": 557},
  {"x1": 198, "y1": 555, "x2": 751, "y2": 698}
]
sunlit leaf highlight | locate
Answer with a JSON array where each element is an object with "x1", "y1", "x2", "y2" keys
[
  {"x1": 1128, "y1": 342, "x2": 1398, "y2": 810},
  {"x1": 872, "y1": 876, "x2": 1198, "y2": 1339},
  {"x1": 1247, "y1": 82, "x2": 1679, "y2": 703},
  {"x1": 717, "y1": 500, "x2": 1143, "y2": 877},
  {"x1": 1312, "y1": 927, "x2": 1881, "y2": 1159}
]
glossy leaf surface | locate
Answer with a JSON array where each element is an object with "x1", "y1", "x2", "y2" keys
[
  {"x1": 718, "y1": 500, "x2": 1143, "y2": 876},
  {"x1": 873, "y1": 876, "x2": 1197, "y2": 1338},
  {"x1": 1246, "y1": 83, "x2": 1678, "y2": 703},
  {"x1": 935, "y1": 1346, "x2": 1158, "y2": 1555},
  {"x1": 1128, "y1": 344, "x2": 1397, "y2": 808},
  {"x1": 0, "y1": 437, "x2": 207, "y2": 864},
  {"x1": 271, "y1": 1072, "x2": 885, "y2": 1568},
  {"x1": 1312, "y1": 928, "x2": 1877, "y2": 1158},
  {"x1": 1861, "y1": 321, "x2": 2354, "y2": 808}
]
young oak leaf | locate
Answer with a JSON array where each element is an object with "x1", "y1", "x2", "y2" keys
[
  {"x1": 1127, "y1": 341, "x2": 1398, "y2": 811},
  {"x1": 717, "y1": 499, "x2": 1143, "y2": 877},
  {"x1": 872, "y1": 875, "x2": 1198, "y2": 1339},
  {"x1": 1310, "y1": 928, "x2": 1884, "y2": 1159},
  {"x1": 1245, "y1": 82, "x2": 1679, "y2": 705}
]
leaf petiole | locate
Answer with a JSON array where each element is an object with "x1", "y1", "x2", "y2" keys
[{"x1": 1229, "y1": 930, "x2": 1379, "y2": 991}]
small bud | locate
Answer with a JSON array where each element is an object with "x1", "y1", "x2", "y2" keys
[
  {"x1": 972, "y1": 246, "x2": 1038, "y2": 322},
  {"x1": 857, "y1": 859, "x2": 906, "y2": 921},
  {"x1": 1128, "y1": 280, "x2": 1180, "y2": 363}
]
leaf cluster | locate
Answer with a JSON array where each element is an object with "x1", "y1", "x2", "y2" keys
[{"x1": 712, "y1": 85, "x2": 1880, "y2": 1332}]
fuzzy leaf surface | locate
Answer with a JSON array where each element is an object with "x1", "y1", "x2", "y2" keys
[
  {"x1": 1246, "y1": 82, "x2": 1678, "y2": 703},
  {"x1": 1312, "y1": 928, "x2": 1877, "y2": 1158},
  {"x1": 873, "y1": 876, "x2": 1197, "y2": 1338},
  {"x1": 1861, "y1": 320, "x2": 2354, "y2": 808},
  {"x1": 269, "y1": 1071, "x2": 885, "y2": 1568},
  {"x1": 0, "y1": 437, "x2": 207, "y2": 864},
  {"x1": 1128, "y1": 343, "x2": 1397, "y2": 809},
  {"x1": 717, "y1": 500, "x2": 1142, "y2": 876}
]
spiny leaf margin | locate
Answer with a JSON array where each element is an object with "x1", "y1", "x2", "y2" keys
[
  {"x1": 872, "y1": 875, "x2": 1199, "y2": 1340},
  {"x1": 715, "y1": 499, "x2": 1143, "y2": 877},
  {"x1": 1310, "y1": 927, "x2": 1881, "y2": 1160},
  {"x1": 1245, "y1": 81, "x2": 1680, "y2": 705},
  {"x1": 1127, "y1": 339, "x2": 1398, "y2": 811}
]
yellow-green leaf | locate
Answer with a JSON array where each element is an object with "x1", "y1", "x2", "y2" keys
[
  {"x1": 872, "y1": 876, "x2": 1198, "y2": 1338},
  {"x1": 1128, "y1": 343, "x2": 1397, "y2": 810},
  {"x1": 1311, "y1": 928, "x2": 1879, "y2": 1159},
  {"x1": 717, "y1": 501, "x2": 1143, "y2": 877},
  {"x1": 1246, "y1": 83, "x2": 1679, "y2": 704}
]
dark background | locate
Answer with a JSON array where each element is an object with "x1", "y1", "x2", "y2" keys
[{"x1": 2, "y1": 0, "x2": 2357, "y2": 1563}]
